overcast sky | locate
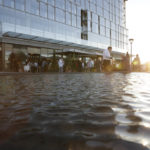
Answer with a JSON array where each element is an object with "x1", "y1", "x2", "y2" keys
[{"x1": 126, "y1": 0, "x2": 150, "y2": 63}]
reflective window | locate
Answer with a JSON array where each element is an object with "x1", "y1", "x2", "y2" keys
[
  {"x1": 97, "y1": 6, "x2": 103, "y2": 16},
  {"x1": 100, "y1": 25, "x2": 106, "y2": 35},
  {"x1": 55, "y1": 0, "x2": 65, "y2": 9},
  {"x1": 97, "y1": 0, "x2": 103, "y2": 7},
  {"x1": 104, "y1": 1, "x2": 110, "y2": 11},
  {"x1": 41, "y1": 48, "x2": 48, "y2": 57},
  {"x1": 100, "y1": 17, "x2": 105, "y2": 26},
  {"x1": 40, "y1": 2, "x2": 47, "y2": 18},
  {"x1": 0, "y1": 0, "x2": 2, "y2": 5},
  {"x1": 106, "y1": 28, "x2": 110, "y2": 37},
  {"x1": 15, "y1": 11, "x2": 26, "y2": 26},
  {"x1": 66, "y1": 1, "x2": 71, "y2": 12},
  {"x1": 92, "y1": 23, "x2": 98, "y2": 33},
  {"x1": 66, "y1": 12, "x2": 71, "y2": 25},
  {"x1": 85, "y1": 0, "x2": 89, "y2": 10},
  {"x1": 72, "y1": 14, "x2": 76, "y2": 27},
  {"x1": 104, "y1": 10, "x2": 109, "y2": 20},
  {"x1": 28, "y1": 47, "x2": 40, "y2": 54},
  {"x1": 48, "y1": 5, "x2": 54, "y2": 20},
  {"x1": 90, "y1": 3, "x2": 96, "y2": 13},
  {"x1": 5, "y1": 44, "x2": 13, "y2": 70},
  {"x1": 1, "y1": 7, "x2": 15, "y2": 24},
  {"x1": 106, "y1": 20, "x2": 110, "y2": 28},
  {"x1": 92, "y1": 13, "x2": 98, "y2": 23},
  {"x1": 72, "y1": 4, "x2": 77, "y2": 14},
  {"x1": 15, "y1": 0, "x2": 24, "y2": 11},
  {"x1": 56, "y1": 8, "x2": 65, "y2": 23},
  {"x1": 26, "y1": 0, "x2": 39, "y2": 15},
  {"x1": 30, "y1": 15, "x2": 47, "y2": 31},
  {"x1": 48, "y1": 0, "x2": 54, "y2": 6},
  {"x1": 4, "y1": 0, "x2": 14, "y2": 8},
  {"x1": 77, "y1": 6, "x2": 81, "y2": 16},
  {"x1": 77, "y1": 16, "x2": 81, "y2": 28},
  {"x1": 40, "y1": 0, "x2": 47, "y2": 3},
  {"x1": 76, "y1": 0, "x2": 80, "y2": 5}
]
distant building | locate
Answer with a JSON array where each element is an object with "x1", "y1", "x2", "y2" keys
[{"x1": 0, "y1": 0, "x2": 128, "y2": 71}]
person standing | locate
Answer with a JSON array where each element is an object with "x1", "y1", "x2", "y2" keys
[
  {"x1": 58, "y1": 57, "x2": 64, "y2": 73},
  {"x1": 132, "y1": 54, "x2": 141, "y2": 71},
  {"x1": 82, "y1": 61, "x2": 85, "y2": 72},
  {"x1": 125, "y1": 52, "x2": 130, "y2": 71},
  {"x1": 102, "y1": 46, "x2": 112, "y2": 71}
]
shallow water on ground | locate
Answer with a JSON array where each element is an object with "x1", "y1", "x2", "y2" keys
[{"x1": 0, "y1": 72, "x2": 150, "y2": 150}]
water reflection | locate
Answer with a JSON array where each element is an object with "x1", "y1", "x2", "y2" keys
[{"x1": 0, "y1": 73, "x2": 150, "y2": 150}]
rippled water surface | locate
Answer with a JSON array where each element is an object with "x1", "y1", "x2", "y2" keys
[{"x1": 0, "y1": 73, "x2": 150, "y2": 150}]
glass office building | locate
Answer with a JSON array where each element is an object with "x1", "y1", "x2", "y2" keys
[{"x1": 0, "y1": 0, "x2": 128, "y2": 71}]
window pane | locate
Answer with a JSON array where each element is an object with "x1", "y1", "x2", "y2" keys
[
  {"x1": 55, "y1": 0, "x2": 65, "y2": 9},
  {"x1": 72, "y1": 14, "x2": 76, "y2": 27},
  {"x1": 26, "y1": 0, "x2": 39, "y2": 15},
  {"x1": 40, "y1": 2, "x2": 47, "y2": 18},
  {"x1": 72, "y1": 4, "x2": 77, "y2": 14},
  {"x1": 40, "y1": 0, "x2": 47, "y2": 3},
  {"x1": 15, "y1": 11, "x2": 26, "y2": 26},
  {"x1": 76, "y1": 0, "x2": 80, "y2": 5},
  {"x1": 66, "y1": 12, "x2": 71, "y2": 25},
  {"x1": 0, "y1": 0, "x2": 2, "y2": 5},
  {"x1": 15, "y1": 0, "x2": 24, "y2": 11},
  {"x1": 77, "y1": 16, "x2": 81, "y2": 28},
  {"x1": 66, "y1": 1, "x2": 71, "y2": 12},
  {"x1": 56, "y1": 8, "x2": 65, "y2": 23},
  {"x1": 48, "y1": 0, "x2": 54, "y2": 6},
  {"x1": 48, "y1": 5, "x2": 54, "y2": 20},
  {"x1": 4, "y1": 0, "x2": 14, "y2": 8}
]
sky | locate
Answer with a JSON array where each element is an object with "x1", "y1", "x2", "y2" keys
[{"x1": 126, "y1": 0, "x2": 150, "y2": 64}]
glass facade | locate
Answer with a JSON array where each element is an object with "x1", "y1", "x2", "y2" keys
[
  {"x1": 3, "y1": 43, "x2": 54, "y2": 71},
  {"x1": 0, "y1": 0, "x2": 128, "y2": 53}
]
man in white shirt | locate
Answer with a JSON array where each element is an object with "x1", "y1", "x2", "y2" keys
[
  {"x1": 58, "y1": 58, "x2": 64, "y2": 73},
  {"x1": 102, "y1": 46, "x2": 112, "y2": 71}
]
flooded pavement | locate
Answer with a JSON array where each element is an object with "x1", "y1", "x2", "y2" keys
[{"x1": 0, "y1": 72, "x2": 150, "y2": 150}]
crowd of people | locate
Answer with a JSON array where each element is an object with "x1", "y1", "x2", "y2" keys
[
  {"x1": 8, "y1": 53, "x2": 103, "y2": 73},
  {"x1": 8, "y1": 47, "x2": 141, "y2": 73}
]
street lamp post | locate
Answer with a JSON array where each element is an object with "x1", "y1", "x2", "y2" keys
[{"x1": 129, "y1": 38, "x2": 134, "y2": 71}]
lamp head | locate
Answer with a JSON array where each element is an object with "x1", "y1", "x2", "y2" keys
[{"x1": 129, "y1": 38, "x2": 134, "y2": 43}]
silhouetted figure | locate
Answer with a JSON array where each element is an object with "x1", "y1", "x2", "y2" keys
[
  {"x1": 125, "y1": 52, "x2": 130, "y2": 71},
  {"x1": 132, "y1": 54, "x2": 141, "y2": 71},
  {"x1": 95, "y1": 58, "x2": 102, "y2": 72},
  {"x1": 8, "y1": 52, "x2": 16, "y2": 71}
]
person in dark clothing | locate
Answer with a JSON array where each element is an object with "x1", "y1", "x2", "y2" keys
[
  {"x1": 8, "y1": 52, "x2": 16, "y2": 71},
  {"x1": 95, "y1": 58, "x2": 102, "y2": 72},
  {"x1": 132, "y1": 54, "x2": 141, "y2": 71},
  {"x1": 125, "y1": 52, "x2": 130, "y2": 71}
]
